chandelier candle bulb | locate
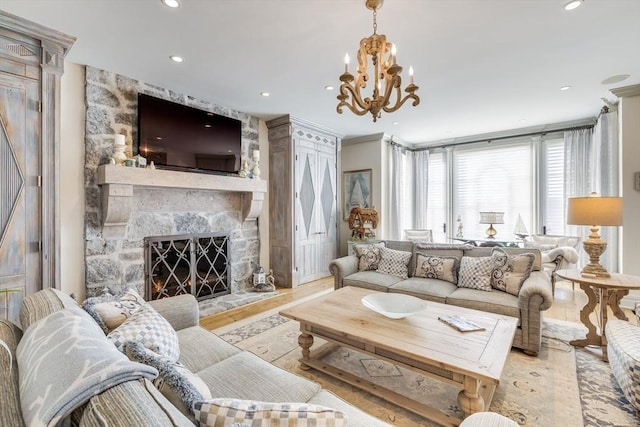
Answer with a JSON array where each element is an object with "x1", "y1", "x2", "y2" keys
[
  {"x1": 391, "y1": 44, "x2": 397, "y2": 64},
  {"x1": 409, "y1": 66, "x2": 414, "y2": 85},
  {"x1": 344, "y1": 53, "x2": 350, "y2": 73}
]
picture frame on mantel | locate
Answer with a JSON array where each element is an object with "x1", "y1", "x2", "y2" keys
[{"x1": 343, "y1": 169, "x2": 372, "y2": 220}]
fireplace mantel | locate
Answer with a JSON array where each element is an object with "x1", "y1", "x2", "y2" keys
[{"x1": 97, "y1": 164, "x2": 267, "y2": 238}]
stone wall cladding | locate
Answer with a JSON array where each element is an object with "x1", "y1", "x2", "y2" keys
[{"x1": 84, "y1": 66, "x2": 260, "y2": 297}]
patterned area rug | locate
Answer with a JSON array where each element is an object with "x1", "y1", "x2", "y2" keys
[{"x1": 213, "y1": 304, "x2": 637, "y2": 426}]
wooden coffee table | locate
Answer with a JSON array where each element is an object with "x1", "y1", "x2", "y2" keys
[{"x1": 279, "y1": 286, "x2": 518, "y2": 426}]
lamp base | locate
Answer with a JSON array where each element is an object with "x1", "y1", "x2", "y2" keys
[
  {"x1": 485, "y1": 224, "x2": 497, "y2": 239},
  {"x1": 581, "y1": 237, "x2": 610, "y2": 278}
]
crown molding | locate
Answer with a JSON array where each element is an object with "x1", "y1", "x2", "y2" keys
[{"x1": 610, "y1": 84, "x2": 640, "y2": 98}]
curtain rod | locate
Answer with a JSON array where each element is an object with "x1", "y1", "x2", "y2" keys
[{"x1": 389, "y1": 123, "x2": 595, "y2": 152}]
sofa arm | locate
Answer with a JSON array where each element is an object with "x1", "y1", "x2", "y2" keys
[
  {"x1": 518, "y1": 271, "x2": 553, "y2": 311},
  {"x1": 329, "y1": 256, "x2": 359, "y2": 289},
  {"x1": 148, "y1": 294, "x2": 199, "y2": 331}
]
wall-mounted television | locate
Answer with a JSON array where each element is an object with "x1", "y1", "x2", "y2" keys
[{"x1": 136, "y1": 93, "x2": 242, "y2": 175}]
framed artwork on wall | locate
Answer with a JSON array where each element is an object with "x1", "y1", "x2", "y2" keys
[{"x1": 343, "y1": 169, "x2": 372, "y2": 220}]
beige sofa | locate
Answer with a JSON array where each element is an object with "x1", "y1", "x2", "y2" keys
[
  {"x1": 329, "y1": 241, "x2": 554, "y2": 356},
  {"x1": 0, "y1": 288, "x2": 390, "y2": 426}
]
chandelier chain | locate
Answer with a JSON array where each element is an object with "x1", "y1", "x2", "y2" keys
[{"x1": 373, "y1": 8, "x2": 377, "y2": 34}]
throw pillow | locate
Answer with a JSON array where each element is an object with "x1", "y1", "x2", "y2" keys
[
  {"x1": 124, "y1": 341, "x2": 211, "y2": 417},
  {"x1": 354, "y1": 242, "x2": 386, "y2": 271},
  {"x1": 491, "y1": 248, "x2": 535, "y2": 296},
  {"x1": 376, "y1": 247, "x2": 412, "y2": 279},
  {"x1": 107, "y1": 304, "x2": 180, "y2": 361},
  {"x1": 457, "y1": 256, "x2": 493, "y2": 291},
  {"x1": 413, "y1": 253, "x2": 459, "y2": 284},
  {"x1": 193, "y1": 399, "x2": 347, "y2": 427},
  {"x1": 82, "y1": 286, "x2": 147, "y2": 333}
]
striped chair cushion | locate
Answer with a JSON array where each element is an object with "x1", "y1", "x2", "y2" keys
[
  {"x1": 0, "y1": 319, "x2": 24, "y2": 427},
  {"x1": 605, "y1": 319, "x2": 640, "y2": 411},
  {"x1": 19, "y1": 288, "x2": 78, "y2": 331}
]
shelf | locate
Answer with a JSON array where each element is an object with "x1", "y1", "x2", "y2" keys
[{"x1": 97, "y1": 164, "x2": 267, "y2": 239}]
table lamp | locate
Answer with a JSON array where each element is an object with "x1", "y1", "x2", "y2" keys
[
  {"x1": 567, "y1": 192, "x2": 623, "y2": 278},
  {"x1": 479, "y1": 211, "x2": 504, "y2": 239}
]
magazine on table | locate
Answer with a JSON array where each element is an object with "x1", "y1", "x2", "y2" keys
[{"x1": 438, "y1": 314, "x2": 485, "y2": 332}]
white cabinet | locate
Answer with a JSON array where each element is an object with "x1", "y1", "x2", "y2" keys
[{"x1": 266, "y1": 116, "x2": 341, "y2": 287}]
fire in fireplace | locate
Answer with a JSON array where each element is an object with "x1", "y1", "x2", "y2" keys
[{"x1": 144, "y1": 233, "x2": 231, "y2": 301}]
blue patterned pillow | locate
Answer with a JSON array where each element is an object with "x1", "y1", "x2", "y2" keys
[
  {"x1": 107, "y1": 305, "x2": 180, "y2": 361},
  {"x1": 457, "y1": 256, "x2": 493, "y2": 291}
]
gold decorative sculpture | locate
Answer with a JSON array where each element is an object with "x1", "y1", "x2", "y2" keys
[{"x1": 348, "y1": 206, "x2": 379, "y2": 240}]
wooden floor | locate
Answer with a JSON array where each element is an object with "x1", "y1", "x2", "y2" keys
[{"x1": 200, "y1": 277, "x2": 635, "y2": 330}]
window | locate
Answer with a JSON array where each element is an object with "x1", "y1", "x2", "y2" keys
[
  {"x1": 541, "y1": 138, "x2": 565, "y2": 234},
  {"x1": 452, "y1": 142, "x2": 533, "y2": 240},
  {"x1": 426, "y1": 151, "x2": 446, "y2": 241}
]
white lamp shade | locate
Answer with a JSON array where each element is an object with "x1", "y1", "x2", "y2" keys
[
  {"x1": 479, "y1": 211, "x2": 504, "y2": 224},
  {"x1": 567, "y1": 196, "x2": 623, "y2": 226}
]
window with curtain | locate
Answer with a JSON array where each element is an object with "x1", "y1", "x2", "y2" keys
[
  {"x1": 541, "y1": 138, "x2": 565, "y2": 235},
  {"x1": 452, "y1": 142, "x2": 533, "y2": 239},
  {"x1": 426, "y1": 151, "x2": 446, "y2": 241}
]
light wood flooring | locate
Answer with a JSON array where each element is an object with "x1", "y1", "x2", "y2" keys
[{"x1": 200, "y1": 277, "x2": 635, "y2": 330}]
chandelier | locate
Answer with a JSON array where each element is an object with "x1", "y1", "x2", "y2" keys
[{"x1": 337, "y1": 0, "x2": 420, "y2": 122}]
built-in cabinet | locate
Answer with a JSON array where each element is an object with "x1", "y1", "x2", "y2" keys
[
  {"x1": 266, "y1": 115, "x2": 341, "y2": 287},
  {"x1": 0, "y1": 11, "x2": 74, "y2": 322}
]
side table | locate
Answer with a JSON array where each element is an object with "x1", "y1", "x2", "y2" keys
[{"x1": 555, "y1": 269, "x2": 640, "y2": 361}]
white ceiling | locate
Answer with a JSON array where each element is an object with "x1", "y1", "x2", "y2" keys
[{"x1": 3, "y1": 0, "x2": 639, "y2": 145}]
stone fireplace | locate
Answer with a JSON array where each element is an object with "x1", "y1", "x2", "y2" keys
[{"x1": 83, "y1": 66, "x2": 264, "y2": 298}]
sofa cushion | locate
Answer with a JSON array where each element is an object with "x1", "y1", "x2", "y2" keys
[
  {"x1": 125, "y1": 341, "x2": 211, "y2": 417},
  {"x1": 377, "y1": 247, "x2": 412, "y2": 279},
  {"x1": 446, "y1": 288, "x2": 520, "y2": 320},
  {"x1": 197, "y1": 351, "x2": 321, "y2": 403},
  {"x1": 80, "y1": 379, "x2": 193, "y2": 427},
  {"x1": 413, "y1": 253, "x2": 459, "y2": 284},
  {"x1": 0, "y1": 319, "x2": 24, "y2": 427},
  {"x1": 108, "y1": 304, "x2": 180, "y2": 361},
  {"x1": 457, "y1": 256, "x2": 493, "y2": 291},
  {"x1": 343, "y1": 271, "x2": 404, "y2": 292},
  {"x1": 83, "y1": 287, "x2": 147, "y2": 333},
  {"x1": 354, "y1": 242, "x2": 385, "y2": 271},
  {"x1": 491, "y1": 248, "x2": 535, "y2": 296},
  {"x1": 389, "y1": 278, "x2": 458, "y2": 304},
  {"x1": 463, "y1": 247, "x2": 542, "y2": 271},
  {"x1": 193, "y1": 398, "x2": 346, "y2": 427},
  {"x1": 17, "y1": 307, "x2": 159, "y2": 427},
  {"x1": 176, "y1": 326, "x2": 242, "y2": 374},
  {"x1": 19, "y1": 288, "x2": 78, "y2": 331}
]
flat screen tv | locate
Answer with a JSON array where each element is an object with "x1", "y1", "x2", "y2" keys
[{"x1": 136, "y1": 93, "x2": 242, "y2": 175}]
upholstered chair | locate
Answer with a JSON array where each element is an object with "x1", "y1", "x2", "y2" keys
[
  {"x1": 524, "y1": 235, "x2": 581, "y2": 292},
  {"x1": 404, "y1": 229, "x2": 433, "y2": 243},
  {"x1": 605, "y1": 302, "x2": 640, "y2": 415}
]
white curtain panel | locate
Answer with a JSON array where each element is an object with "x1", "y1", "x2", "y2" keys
[
  {"x1": 564, "y1": 111, "x2": 619, "y2": 272},
  {"x1": 388, "y1": 143, "x2": 404, "y2": 240},
  {"x1": 412, "y1": 150, "x2": 430, "y2": 230}
]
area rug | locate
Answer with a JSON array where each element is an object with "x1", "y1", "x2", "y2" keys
[
  {"x1": 198, "y1": 289, "x2": 279, "y2": 317},
  {"x1": 213, "y1": 303, "x2": 637, "y2": 426}
]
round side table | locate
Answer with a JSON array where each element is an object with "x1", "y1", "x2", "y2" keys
[{"x1": 555, "y1": 269, "x2": 640, "y2": 361}]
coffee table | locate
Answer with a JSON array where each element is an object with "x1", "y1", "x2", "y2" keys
[{"x1": 279, "y1": 286, "x2": 518, "y2": 426}]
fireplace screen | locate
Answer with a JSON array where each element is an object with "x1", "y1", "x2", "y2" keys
[{"x1": 144, "y1": 233, "x2": 231, "y2": 301}]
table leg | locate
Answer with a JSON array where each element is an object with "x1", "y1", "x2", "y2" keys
[
  {"x1": 458, "y1": 376, "x2": 485, "y2": 418},
  {"x1": 570, "y1": 283, "x2": 601, "y2": 348},
  {"x1": 298, "y1": 332, "x2": 314, "y2": 370},
  {"x1": 601, "y1": 288, "x2": 609, "y2": 362},
  {"x1": 609, "y1": 290, "x2": 630, "y2": 321}
]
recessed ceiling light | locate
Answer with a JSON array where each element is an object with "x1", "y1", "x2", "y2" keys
[
  {"x1": 518, "y1": 119, "x2": 528, "y2": 123},
  {"x1": 564, "y1": 0, "x2": 583, "y2": 11},
  {"x1": 260, "y1": 92, "x2": 270, "y2": 97},
  {"x1": 169, "y1": 55, "x2": 183, "y2": 63},
  {"x1": 204, "y1": 124, "x2": 212, "y2": 128},
  {"x1": 560, "y1": 85, "x2": 572, "y2": 91},
  {"x1": 601, "y1": 74, "x2": 631, "y2": 85},
  {"x1": 161, "y1": 0, "x2": 180, "y2": 8},
  {"x1": 324, "y1": 85, "x2": 334, "y2": 91},
  {"x1": 156, "y1": 136, "x2": 163, "y2": 140},
  {"x1": 392, "y1": 121, "x2": 399, "y2": 125}
]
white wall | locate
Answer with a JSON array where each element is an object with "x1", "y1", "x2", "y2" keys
[
  {"x1": 339, "y1": 134, "x2": 385, "y2": 256},
  {"x1": 60, "y1": 62, "x2": 86, "y2": 299},
  {"x1": 613, "y1": 85, "x2": 640, "y2": 308}
]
